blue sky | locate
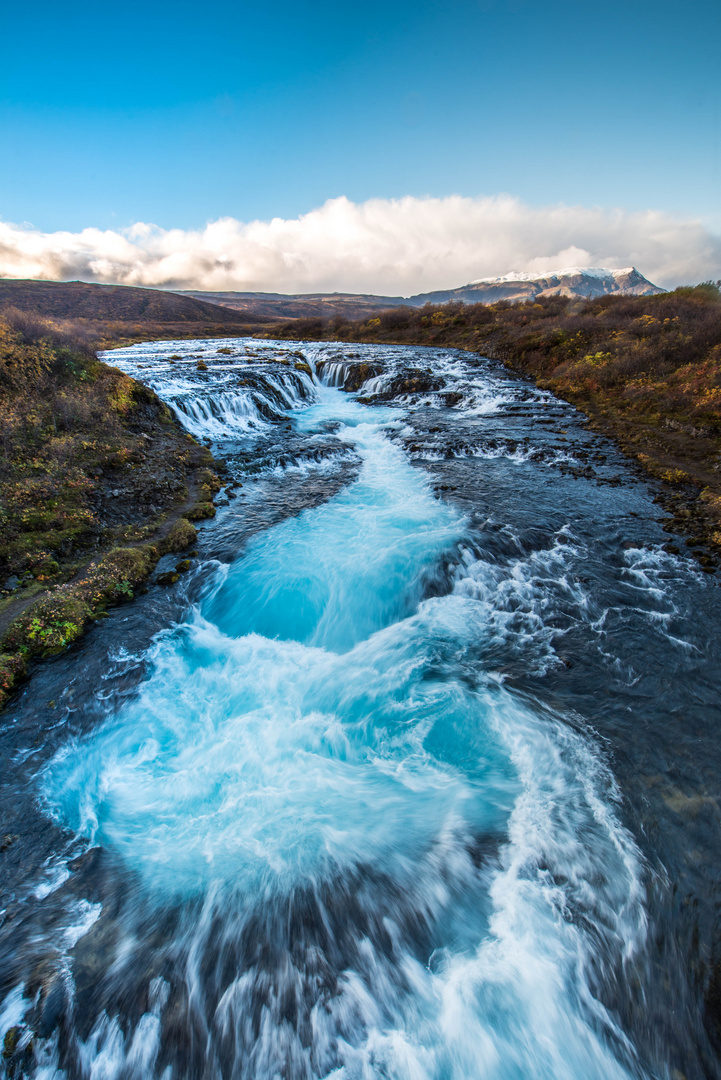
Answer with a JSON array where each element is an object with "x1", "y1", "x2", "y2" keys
[{"x1": 1, "y1": 0, "x2": 719, "y2": 234}]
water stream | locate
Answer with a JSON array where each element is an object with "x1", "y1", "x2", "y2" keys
[{"x1": 1, "y1": 339, "x2": 720, "y2": 1079}]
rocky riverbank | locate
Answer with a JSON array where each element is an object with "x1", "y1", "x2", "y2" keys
[{"x1": 0, "y1": 312, "x2": 222, "y2": 709}]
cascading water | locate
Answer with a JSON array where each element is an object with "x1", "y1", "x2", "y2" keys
[{"x1": 1, "y1": 338, "x2": 720, "y2": 1080}]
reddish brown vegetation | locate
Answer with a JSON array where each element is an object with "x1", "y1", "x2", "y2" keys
[{"x1": 0, "y1": 310, "x2": 219, "y2": 708}]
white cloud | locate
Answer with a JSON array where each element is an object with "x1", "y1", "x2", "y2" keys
[{"x1": 1, "y1": 195, "x2": 719, "y2": 294}]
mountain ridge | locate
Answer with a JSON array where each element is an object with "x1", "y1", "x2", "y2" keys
[{"x1": 180, "y1": 266, "x2": 663, "y2": 319}]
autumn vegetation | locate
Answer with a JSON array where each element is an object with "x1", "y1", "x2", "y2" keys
[
  {"x1": 0, "y1": 279, "x2": 260, "y2": 348},
  {"x1": 0, "y1": 308, "x2": 218, "y2": 709}
]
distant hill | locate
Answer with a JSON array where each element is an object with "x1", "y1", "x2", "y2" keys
[
  {"x1": 178, "y1": 290, "x2": 409, "y2": 322},
  {"x1": 0, "y1": 279, "x2": 264, "y2": 341},
  {"x1": 0, "y1": 270, "x2": 665, "y2": 341},
  {"x1": 180, "y1": 267, "x2": 664, "y2": 320}
]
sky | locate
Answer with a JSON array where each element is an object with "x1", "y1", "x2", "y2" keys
[{"x1": 0, "y1": 0, "x2": 719, "y2": 292}]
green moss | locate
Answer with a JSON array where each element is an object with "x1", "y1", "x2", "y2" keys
[
  {"x1": 0, "y1": 652, "x2": 28, "y2": 709},
  {"x1": 3, "y1": 1026, "x2": 20, "y2": 1058},
  {"x1": 186, "y1": 502, "x2": 216, "y2": 521},
  {"x1": 157, "y1": 571, "x2": 180, "y2": 586},
  {"x1": 0, "y1": 541, "x2": 166, "y2": 704},
  {"x1": 196, "y1": 467, "x2": 221, "y2": 494},
  {"x1": 159, "y1": 517, "x2": 197, "y2": 554}
]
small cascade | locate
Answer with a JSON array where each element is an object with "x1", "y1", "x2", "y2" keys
[
  {"x1": 170, "y1": 388, "x2": 269, "y2": 437},
  {"x1": 315, "y1": 358, "x2": 354, "y2": 387},
  {"x1": 120, "y1": 348, "x2": 320, "y2": 440}
]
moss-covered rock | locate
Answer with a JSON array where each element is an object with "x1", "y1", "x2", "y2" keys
[
  {"x1": 186, "y1": 502, "x2": 216, "y2": 521},
  {"x1": 0, "y1": 652, "x2": 28, "y2": 709},
  {"x1": 159, "y1": 517, "x2": 197, "y2": 555},
  {"x1": 196, "y1": 467, "x2": 221, "y2": 494},
  {"x1": 156, "y1": 571, "x2": 180, "y2": 586}
]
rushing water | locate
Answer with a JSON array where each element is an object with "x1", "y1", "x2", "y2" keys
[{"x1": 1, "y1": 339, "x2": 720, "y2": 1080}]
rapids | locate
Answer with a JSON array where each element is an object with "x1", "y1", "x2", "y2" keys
[{"x1": 1, "y1": 339, "x2": 720, "y2": 1080}]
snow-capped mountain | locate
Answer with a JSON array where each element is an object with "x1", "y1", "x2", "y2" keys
[{"x1": 409, "y1": 267, "x2": 664, "y2": 305}]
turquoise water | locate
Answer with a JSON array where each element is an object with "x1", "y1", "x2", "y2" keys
[{"x1": 34, "y1": 380, "x2": 650, "y2": 1079}]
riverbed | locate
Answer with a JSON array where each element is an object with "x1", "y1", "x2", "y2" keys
[{"x1": 1, "y1": 338, "x2": 720, "y2": 1080}]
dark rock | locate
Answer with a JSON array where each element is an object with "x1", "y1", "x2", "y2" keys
[
  {"x1": 156, "y1": 572, "x2": 180, "y2": 586},
  {"x1": 3, "y1": 1026, "x2": 20, "y2": 1058},
  {"x1": 342, "y1": 363, "x2": 384, "y2": 391},
  {"x1": 175, "y1": 560, "x2": 191, "y2": 574},
  {"x1": 37, "y1": 977, "x2": 66, "y2": 1037},
  {"x1": 373, "y1": 369, "x2": 444, "y2": 400}
]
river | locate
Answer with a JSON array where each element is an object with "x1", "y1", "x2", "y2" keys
[{"x1": 1, "y1": 338, "x2": 720, "y2": 1080}]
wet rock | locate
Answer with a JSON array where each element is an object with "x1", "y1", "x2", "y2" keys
[
  {"x1": 341, "y1": 363, "x2": 384, "y2": 391},
  {"x1": 372, "y1": 369, "x2": 444, "y2": 400},
  {"x1": 36, "y1": 976, "x2": 66, "y2": 1038},
  {"x1": 175, "y1": 559, "x2": 191, "y2": 574},
  {"x1": 2, "y1": 1026, "x2": 20, "y2": 1058},
  {"x1": 196, "y1": 360, "x2": 208, "y2": 371},
  {"x1": 156, "y1": 571, "x2": 180, "y2": 586},
  {"x1": 67, "y1": 847, "x2": 103, "y2": 873}
]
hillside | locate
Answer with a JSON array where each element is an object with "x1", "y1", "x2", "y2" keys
[
  {"x1": 179, "y1": 290, "x2": 409, "y2": 321},
  {"x1": 0, "y1": 308, "x2": 221, "y2": 708},
  {"x1": 268, "y1": 284, "x2": 721, "y2": 559},
  {"x1": 0, "y1": 279, "x2": 261, "y2": 345}
]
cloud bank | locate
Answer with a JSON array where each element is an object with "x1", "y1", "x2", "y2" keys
[{"x1": 1, "y1": 195, "x2": 719, "y2": 294}]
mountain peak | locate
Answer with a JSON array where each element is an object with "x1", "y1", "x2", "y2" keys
[{"x1": 410, "y1": 266, "x2": 664, "y2": 305}]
